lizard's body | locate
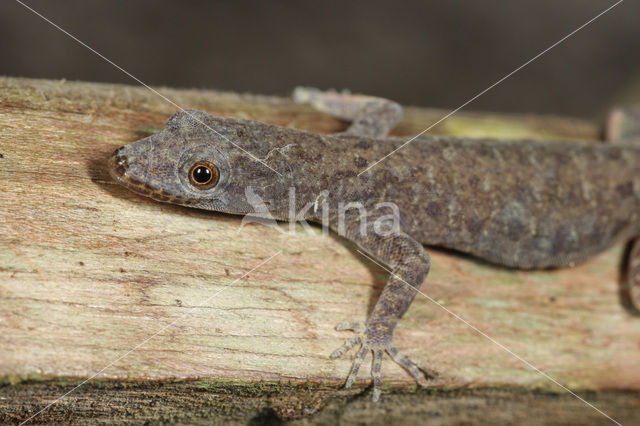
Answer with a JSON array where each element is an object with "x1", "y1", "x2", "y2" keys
[
  {"x1": 305, "y1": 132, "x2": 640, "y2": 269},
  {"x1": 109, "y1": 88, "x2": 640, "y2": 401}
]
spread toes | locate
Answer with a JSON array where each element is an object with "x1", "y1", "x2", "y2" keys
[{"x1": 331, "y1": 320, "x2": 435, "y2": 401}]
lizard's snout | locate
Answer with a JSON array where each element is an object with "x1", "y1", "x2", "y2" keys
[{"x1": 108, "y1": 147, "x2": 129, "y2": 179}]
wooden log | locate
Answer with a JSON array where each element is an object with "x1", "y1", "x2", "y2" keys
[{"x1": 1, "y1": 76, "x2": 638, "y2": 424}]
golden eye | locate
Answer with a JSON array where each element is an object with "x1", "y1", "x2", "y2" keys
[{"x1": 188, "y1": 161, "x2": 219, "y2": 189}]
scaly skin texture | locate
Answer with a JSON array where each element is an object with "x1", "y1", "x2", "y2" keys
[{"x1": 109, "y1": 89, "x2": 640, "y2": 401}]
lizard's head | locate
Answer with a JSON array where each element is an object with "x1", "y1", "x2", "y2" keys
[{"x1": 108, "y1": 110, "x2": 294, "y2": 215}]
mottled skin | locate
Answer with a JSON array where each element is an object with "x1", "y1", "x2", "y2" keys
[{"x1": 109, "y1": 88, "x2": 640, "y2": 401}]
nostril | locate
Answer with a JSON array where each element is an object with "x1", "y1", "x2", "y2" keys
[
  {"x1": 109, "y1": 151, "x2": 129, "y2": 177},
  {"x1": 115, "y1": 155, "x2": 128, "y2": 176}
]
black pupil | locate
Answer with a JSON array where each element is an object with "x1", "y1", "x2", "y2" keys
[{"x1": 192, "y1": 166, "x2": 212, "y2": 184}]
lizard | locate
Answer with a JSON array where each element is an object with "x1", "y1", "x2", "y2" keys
[{"x1": 108, "y1": 87, "x2": 640, "y2": 401}]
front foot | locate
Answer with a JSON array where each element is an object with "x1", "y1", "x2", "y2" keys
[{"x1": 330, "y1": 321, "x2": 436, "y2": 402}]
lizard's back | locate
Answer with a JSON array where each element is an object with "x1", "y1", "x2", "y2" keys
[{"x1": 334, "y1": 135, "x2": 640, "y2": 269}]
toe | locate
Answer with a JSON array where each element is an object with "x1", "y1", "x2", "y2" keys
[
  {"x1": 387, "y1": 345, "x2": 434, "y2": 386},
  {"x1": 292, "y1": 87, "x2": 321, "y2": 103},
  {"x1": 336, "y1": 322, "x2": 365, "y2": 333},
  {"x1": 345, "y1": 345, "x2": 368, "y2": 388},
  {"x1": 330, "y1": 335, "x2": 361, "y2": 359},
  {"x1": 371, "y1": 349, "x2": 383, "y2": 402}
]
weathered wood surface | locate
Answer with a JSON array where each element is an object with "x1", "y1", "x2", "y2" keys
[{"x1": 1, "y1": 77, "x2": 639, "y2": 424}]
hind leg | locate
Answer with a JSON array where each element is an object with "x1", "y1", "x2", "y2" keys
[
  {"x1": 621, "y1": 238, "x2": 640, "y2": 315},
  {"x1": 293, "y1": 87, "x2": 402, "y2": 138}
]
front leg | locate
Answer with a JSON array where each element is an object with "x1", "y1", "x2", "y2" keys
[
  {"x1": 330, "y1": 215, "x2": 433, "y2": 401},
  {"x1": 293, "y1": 86, "x2": 402, "y2": 138}
]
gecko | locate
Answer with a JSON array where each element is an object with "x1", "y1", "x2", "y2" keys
[{"x1": 108, "y1": 87, "x2": 640, "y2": 401}]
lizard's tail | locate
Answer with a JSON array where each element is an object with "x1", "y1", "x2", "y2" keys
[{"x1": 607, "y1": 105, "x2": 640, "y2": 315}]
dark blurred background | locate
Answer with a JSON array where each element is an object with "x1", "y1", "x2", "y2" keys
[{"x1": 1, "y1": 0, "x2": 639, "y2": 120}]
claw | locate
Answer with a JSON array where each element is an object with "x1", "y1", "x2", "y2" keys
[{"x1": 345, "y1": 345, "x2": 368, "y2": 388}]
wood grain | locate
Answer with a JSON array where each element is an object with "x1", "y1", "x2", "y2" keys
[{"x1": 1, "y1": 77, "x2": 638, "y2": 423}]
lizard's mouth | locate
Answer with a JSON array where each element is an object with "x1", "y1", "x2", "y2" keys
[
  {"x1": 108, "y1": 148, "x2": 155, "y2": 197},
  {"x1": 107, "y1": 147, "x2": 198, "y2": 206}
]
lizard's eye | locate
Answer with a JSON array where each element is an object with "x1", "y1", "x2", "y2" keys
[{"x1": 188, "y1": 161, "x2": 219, "y2": 190}]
